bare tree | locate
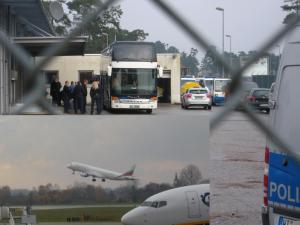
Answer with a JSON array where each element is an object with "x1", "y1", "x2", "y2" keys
[{"x1": 178, "y1": 164, "x2": 202, "y2": 186}]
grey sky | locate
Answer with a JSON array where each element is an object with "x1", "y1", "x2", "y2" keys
[
  {"x1": 119, "y1": 0, "x2": 286, "y2": 57},
  {"x1": 0, "y1": 115, "x2": 208, "y2": 189}
]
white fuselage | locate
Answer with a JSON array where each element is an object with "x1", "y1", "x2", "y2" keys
[
  {"x1": 67, "y1": 162, "x2": 135, "y2": 181},
  {"x1": 121, "y1": 184, "x2": 210, "y2": 225},
  {"x1": 110, "y1": 61, "x2": 158, "y2": 110}
]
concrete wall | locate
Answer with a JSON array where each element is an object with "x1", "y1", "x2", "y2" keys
[
  {"x1": 157, "y1": 53, "x2": 181, "y2": 104},
  {"x1": 37, "y1": 54, "x2": 102, "y2": 81}
]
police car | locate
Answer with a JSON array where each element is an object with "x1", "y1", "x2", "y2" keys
[{"x1": 262, "y1": 22, "x2": 300, "y2": 224}]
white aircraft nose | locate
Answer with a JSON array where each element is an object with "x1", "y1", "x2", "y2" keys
[
  {"x1": 121, "y1": 210, "x2": 140, "y2": 225},
  {"x1": 67, "y1": 163, "x2": 72, "y2": 169}
]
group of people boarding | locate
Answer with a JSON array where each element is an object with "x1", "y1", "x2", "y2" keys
[{"x1": 50, "y1": 78, "x2": 103, "y2": 115}]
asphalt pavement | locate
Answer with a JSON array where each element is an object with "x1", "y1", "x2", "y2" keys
[{"x1": 210, "y1": 109, "x2": 268, "y2": 225}]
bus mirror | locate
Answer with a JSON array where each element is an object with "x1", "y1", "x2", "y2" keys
[
  {"x1": 157, "y1": 66, "x2": 163, "y2": 78},
  {"x1": 107, "y1": 66, "x2": 112, "y2": 76}
]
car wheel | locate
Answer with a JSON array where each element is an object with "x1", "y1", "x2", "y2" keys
[
  {"x1": 266, "y1": 109, "x2": 270, "y2": 114},
  {"x1": 146, "y1": 109, "x2": 152, "y2": 114},
  {"x1": 207, "y1": 105, "x2": 212, "y2": 110},
  {"x1": 181, "y1": 103, "x2": 184, "y2": 109}
]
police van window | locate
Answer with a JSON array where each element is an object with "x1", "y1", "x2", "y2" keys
[
  {"x1": 141, "y1": 201, "x2": 152, "y2": 207},
  {"x1": 158, "y1": 201, "x2": 167, "y2": 208},
  {"x1": 151, "y1": 201, "x2": 159, "y2": 208},
  {"x1": 274, "y1": 66, "x2": 300, "y2": 152}
]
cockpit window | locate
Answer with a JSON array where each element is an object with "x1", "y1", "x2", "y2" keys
[
  {"x1": 140, "y1": 201, "x2": 152, "y2": 207},
  {"x1": 158, "y1": 201, "x2": 167, "y2": 208},
  {"x1": 151, "y1": 201, "x2": 159, "y2": 208},
  {"x1": 141, "y1": 200, "x2": 167, "y2": 208}
]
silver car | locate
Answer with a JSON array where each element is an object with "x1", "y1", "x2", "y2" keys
[{"x1": 181, "y1": 88, "x2": 212, "y2": 110}]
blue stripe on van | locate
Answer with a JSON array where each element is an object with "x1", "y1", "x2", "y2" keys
[{"x1": 268, "y1": 151, "x2": 300, "y2": 207}]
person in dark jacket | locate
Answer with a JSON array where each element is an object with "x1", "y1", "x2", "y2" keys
[
  {"x1": 90, "y1": 81, "x2": 101, "y2": 114},
  {"x1": 97, "y1": 80, "x2": 104, "y2": 113},
  {"x1": 62, "y1": 81, "x2": 71, "y2": 113},
  {"x1": 50, "y1": 77, "x2": 61, "y2": 106},
  {"x1": 73, "y1": 81, "x2": 84, "y2": 114},
  {"x1": 82, "y1": 79, "x2": 88, "y2": 114}
]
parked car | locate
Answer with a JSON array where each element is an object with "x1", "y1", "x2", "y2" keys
[
  {"x1": 261, "y1": 23, "x2": 300, "y2": 225},
  {"x1": 234, "y1": 81, "x2": 259, "y2": 110},
  {"x1": 246, "y1": 88, "x2": 270, "y2": 113},
  {"x1": 181, "y1": 88, "x2": 212, "y2": 110}
]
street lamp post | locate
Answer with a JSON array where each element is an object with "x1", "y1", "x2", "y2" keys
[
  {"x1": 216, "y1": 7, "x2": 225, "y2": 77},
  {"x1": 226, "y1": 34, "x2": 232, "y2": 74},
  {"x1": 102, "y1": 33, "x2": 109, "y2": 48}
]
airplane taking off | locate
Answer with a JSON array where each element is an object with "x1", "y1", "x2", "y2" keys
[
  {"x1": 67, "y1": 162, "x2": 137, "y2": 182},
  {"x1": 121, "y1": 183, "x2": 210, "y2": 225}
]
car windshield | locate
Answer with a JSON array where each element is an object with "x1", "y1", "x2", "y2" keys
[
  {"x1": 111, "y1": 68, "x2": 156, "y2": 96},
  {"x1": 243, "y1": 82, "x2": 258, "y2": 92},
  {"x1": 189, "y1": 89, "x2": 207, "y2": 94},
  {"x1": 253, "y1": 90, "x2": 269, "y2": 97}
]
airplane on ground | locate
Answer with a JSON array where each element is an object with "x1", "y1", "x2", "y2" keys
[
  {"x1": 121, "y1": 183, "x2": 210, "y2": 225},
  {"x1": 67, "y1": 162, "x2": 137, "y2": 182}
]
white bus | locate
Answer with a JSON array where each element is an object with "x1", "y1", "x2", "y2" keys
[
  {"x1": 198, "y1": 78, "x2": 231, "y2": 104},
  {"x1": 102, "y1": 41, "x2": 162, "y2": 113}
]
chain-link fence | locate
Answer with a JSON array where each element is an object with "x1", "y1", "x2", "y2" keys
[{"x1": 0, "y1": 0, "x2": 299, "y2": 163}]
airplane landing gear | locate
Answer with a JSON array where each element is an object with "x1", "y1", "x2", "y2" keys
[
  {"x1": 92, "y1": 178, "x2": 96, "y2": 182},
  {"x1": 102, "y1": 178, "x2": 106, "y2": 182},
  {"x1": 72, "y1": 171, "x2": 75, "y2": 175}
]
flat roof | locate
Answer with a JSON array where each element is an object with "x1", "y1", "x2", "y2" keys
[
  {"x1": 13, "y1": 36, "x2": 88, "y2": 56},
  {"x1": 2, "y1": 0, "x2": 53, "y2": 35}
]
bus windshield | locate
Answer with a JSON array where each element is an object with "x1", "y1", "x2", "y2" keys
[
  {"x1": 204, "y1": 80, "x2": 214, "y2": 92},
  {"x1": 112, "y1": 43, "x2": 156, "y2": 62},
  {"x1": 214, "y1": 79, "x2": 230, "y2": 92},
  {"x1": 111, "y1": 68, "x2": 156, "y2": 96}
]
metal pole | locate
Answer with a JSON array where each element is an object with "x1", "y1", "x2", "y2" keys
[
  {"x1": 222, "y1": 10, "x2": 225, "y2": 78},
  {"x1": 226, "y1": 34, "x2": 232, "y2": 70},
  {"x1": 216, "y1": 7, "x2": 225, "y2": 77}
]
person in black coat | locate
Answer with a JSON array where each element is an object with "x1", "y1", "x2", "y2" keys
[
  {"x1": 90, "y1": 81, "x2": 101, "y2": 114},
  {"x1": 73, "y1": 81, "x2": 84, "y2": 114},
  {"x1": 97, "y1": 80, "x2": 104, "y2": 113},
  {"x1": 62, "y1": 81, "x2": 71, "y2": 113},
  {"x1": 50, "y1": 77, "x2": 61, "y2": 106},
  {"x1": 82, "y1": 79, "x2": 88, "y2": 114}
]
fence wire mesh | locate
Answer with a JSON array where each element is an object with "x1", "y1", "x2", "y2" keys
[{"x1": 0, "y1": 0, "x2": 299, "y2": 162}]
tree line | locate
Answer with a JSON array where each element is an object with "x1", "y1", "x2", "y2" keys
[
  {"x1": 42, "y1": 0, "x2": 201, "y2": 76},
  {"x1": 0, "y1": 165, "x2": 203, "y2": 205}
]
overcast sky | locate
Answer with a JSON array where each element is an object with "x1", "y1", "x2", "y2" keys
[
  {"x1": 119, "y1": 0, "x2": 286, "y2": 57},
  {"x1": 0, "y1": 116, "x2": 208, "y2": 190}
]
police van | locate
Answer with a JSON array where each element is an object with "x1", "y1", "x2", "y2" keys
[{"x1": 262, "y1": 24, "x2": 300, "y2": 224}]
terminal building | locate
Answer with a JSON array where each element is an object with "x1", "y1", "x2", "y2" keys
[{"x1": 37, "y1": 53, "x2": 181, "y2": 104}]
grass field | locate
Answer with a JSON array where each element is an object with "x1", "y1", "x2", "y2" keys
[{"x1": 31, "y1": 206, "x2": 135, "y2": 222}]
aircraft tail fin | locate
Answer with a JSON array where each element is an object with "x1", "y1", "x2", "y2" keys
[{"x1": 121, "y1": 165, "x2": 136, "y2": 177}]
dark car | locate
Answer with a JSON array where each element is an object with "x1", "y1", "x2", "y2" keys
[{"x1": 246, "y1": 88, "x2": 270, "y2": 113}]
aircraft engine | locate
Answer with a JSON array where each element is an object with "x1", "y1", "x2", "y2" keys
[{"x1": 80, "y1": 173, "x2": 89, "y2": 177}]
